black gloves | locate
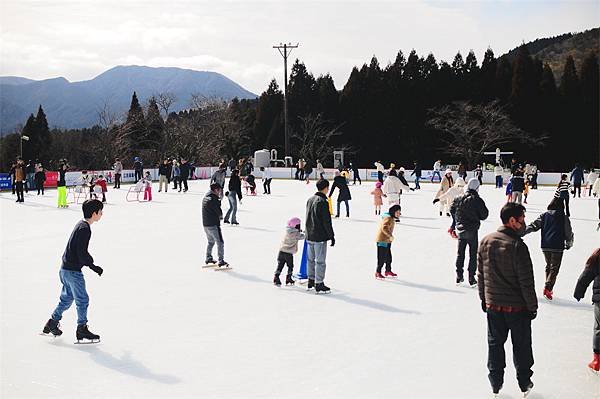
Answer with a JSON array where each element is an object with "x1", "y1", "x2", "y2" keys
[
  {"x1": 528, "y1": 311, "x2": 537, "y2": 320},
  {"x1": 90, "y1": 265, "x2": 103, "y2": 276},
  {"x1": 432, "y1": 198, "x2": 440, "y2": 204},
  {"x1": 330, "y1": 237, "x2": 335, "y2": 247},
  {"x1": 481, "y1": 301, "x2": 487, "y2": 313}
]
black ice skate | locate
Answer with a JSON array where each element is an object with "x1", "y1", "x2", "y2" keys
[
  {"x1": 42, "y1": 319, "x2": 62, "y2": 336},
  {"x1": 468, "y1": 277, "x2": 477, "y2": 287},
  {"x1": 307, "y1": 279, "x2": 315, "y2": 291},
  {"x1": 273, "y1": 274, "x2": 282, "y2": 286},
  {"x1": 456, "y1": 276, "x2": 464, "y2": 285},
  {"x1": 315, "y1": 282, "x2": 331, "y2": 294},
  {"x1": 75, "y1": 324, "x2": 100, "y2": 344},
  {"x1": 521, "y1": 381, "x2": 534, "y2": 398},
  {"x1": 285, "y1": 275, "x2": 295, "y2": 285}
]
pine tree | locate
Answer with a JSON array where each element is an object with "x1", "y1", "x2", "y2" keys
[
  {"x1": 559, "y1": 55, "x2": 580, "y2": 99},
  {"x1": 464, "y1": 50, "x2": 480, "y2": 99},
  {"x1": 255, "y1": 79, "x2": 284, "y2": 149},
  {"x1": 20, "y1": 114, "x2": 36, "y2": 160},
  {"x1": 145, "y1": 97, "x2": 164, "y2": 152},
  {"x1": 511, "y1": 45, "x2": 536, "y2": 106},
  {"x1": 494, "y1": 58, "x2": 512, "y2": 101},
  {"x1": 116, "y1": 91, "x2": 146, "y2": 159},
  {"x1": 480, "y1": 48, "x2": 497, "y2": 101}
]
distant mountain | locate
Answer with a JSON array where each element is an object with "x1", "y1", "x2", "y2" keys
[
  {"x1": 501, "y1": 27, "x2": 599, "y2": 81},
  {"x1": 0, "y1": 65, "x2": 257, "y2": 134}
]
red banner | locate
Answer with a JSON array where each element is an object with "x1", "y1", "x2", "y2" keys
[{"x1": 44, "y1": 171, "x2": 58, "y2": 187}]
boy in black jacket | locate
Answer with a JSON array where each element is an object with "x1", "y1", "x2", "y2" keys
[
  {"x1": 203, "y1": 183, "x2": 228, "y2": 267},
  {"x1": 42, "y1": 199, "x2": 104, "y2": 342}
]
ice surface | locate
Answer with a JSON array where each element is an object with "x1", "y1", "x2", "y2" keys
[{"x1": 1, "y1": 179, "x2": 599, "y2": 398}]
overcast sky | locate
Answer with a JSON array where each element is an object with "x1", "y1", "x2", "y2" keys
[{"x1": 1, "y1": 0, "x2": 598, "y2": 94}]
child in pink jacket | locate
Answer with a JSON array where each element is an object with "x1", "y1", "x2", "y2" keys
[{"x1": 370, "y1": 181, "x2": 385, "y2": 215}]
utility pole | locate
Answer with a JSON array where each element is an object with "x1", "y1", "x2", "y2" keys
[{"x1": 273, "y1": 42, "x2": 299, "y2": 160}]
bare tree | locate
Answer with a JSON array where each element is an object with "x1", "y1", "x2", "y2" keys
[
  {"x1": 155, "y1": 92, "x2": 177, "y2": 119},
  {"x1": 427, "y1": 101, "x2": 546, "y2": 167},
  {"x1": 96, "y1": 98, "x2": 122, "y2": 129},
  {"x1": 293, "y1": 114, "x2": 344, "y2": 164}
]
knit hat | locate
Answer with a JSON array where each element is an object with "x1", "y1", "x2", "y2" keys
[
  {"x1": 467, "y1": 177, "x2": 480, "y2": 191},
  {"x1": 375, "y1": 181, "x2": 382, "y2": 188},
  {"x1": 445, "y1": 169, "x2": 452, "y2": 175},
  {"x1": 287, "y1": 217, "x2": 301, "y2": 228}
]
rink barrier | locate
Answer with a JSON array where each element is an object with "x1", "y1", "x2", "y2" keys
[{"x1": 0, "y1": 167, "x2": 590, "y2": 190}]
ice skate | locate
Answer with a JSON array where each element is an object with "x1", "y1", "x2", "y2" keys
[
  {"x1": 375, "y1": 272, "x2": 385, "y2": 279},
  {"x1": 468, "y1": 277, "x2": 477, "y2": 287},
  {"x1": 384, "y1": 271, "x2": 397, "y2": 278},
  {"x1": 285, "y1": 275, "x2": 295, "y2": 286},
  {"x1": 273, "y1": 274, "x2": 281, "y2": 286},
  {"x1": 456, "y1": 276, "x2": 464, "y2": 286},
  {"x1": 75, "y1": 324, "x2": 100, "y2": 344},
  {"x1": 521, "y1": 381, "x2": 533, "y2": 398},
  {"x1": 543, "y1": 288, "x2": 553, "y2": 300},
  {"x1": 307, "y1": 279, "x2": 315, "y2": 291},
  {"x1": 42, "y1": 318, "x2": 62, "y2": 336},
  {"x1": 315, "y1": 282, "x2": 331, "y2": 294},
  {"x1": 588, "y1": 353, "x2": 600, "y2": 373}
]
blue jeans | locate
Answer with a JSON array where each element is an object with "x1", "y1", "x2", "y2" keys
[
  {"x1": 307, "y1": 241, "x2": 328, "y2": 283},
  {"x1": 495, "y1": 175, "x2": 503, "y2": 188},
  {"x1": 225, "y1": 193, "x2": 238, "y2": 223},
  {"x1": 414, "y1": 176, "x2": 421, "y2": 189},
  {"x1": 51, "y1": 269, "x2": 89, "y2": 326},
  {"x1": 431, "y1": 170, "x2": 441, "y2": 182},
  {"x1": 204, "y1": 226, "x2": 225, "y2": 263}
]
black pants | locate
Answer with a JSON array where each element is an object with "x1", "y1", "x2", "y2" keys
[
  {"x1": 173, "y1": 176, "x2": 179, "y2": 190},
  {"x1": 275, "y1": 251, "x2": 294, "y2": 275},
  {"x1": 114, "y1": 173, "x2": 121, "y2": 188},
  {"x1": 353, "y1": 171, "x2": 361, "y2": 184},
  {"x1": 486, "y1": 310, "x2": 534, "y2": 392},
  {"x1": 573, "y1": 183, "x2": 581, "y2": 198},
  {"x1": 180, "y1": 178, "x2": 188, "y2": 191},
  {"x1": 456, "y1": 234, "x2": 478, "y2": 279},
  {"x1": 376, "y1": 244, "x2": 392, "y2": 273},
  {"x1": 15, "y1": 181, "x2": 24, "y2": 201},
  {"x1": 559, "y1": 193, "x2": 570, "y2": 217},
  {"x1": 263, "y1": 178, "x2": 272, "y2": 194},
  {"x1": 36, "y1": 181, "x2": 44, "y2": 195},
  {"x1": 598, "y1": 198, "x2": 600, "y2": 220},
  {"x1": 377, "y1": 171, "x2": 384, "y2": 183},
  {"x1": 135, "y1": 170, "x2": 142, "y2": 182}
]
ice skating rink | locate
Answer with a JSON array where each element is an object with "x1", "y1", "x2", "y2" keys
[{"x1": 1, "y1": 179, "x2": 599, "y2": 399}]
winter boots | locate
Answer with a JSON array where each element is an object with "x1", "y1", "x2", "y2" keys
[
  {"x1": 76, "y1": 324, "x2": 100, "y2": 342},
  {"x1": 43, "y1": 319, "x2": 62, "y2": 336},
  {"x1": 543, "y1": 288, "x2": 553, "y2": 300},
  {"x1": 588, "y1": 353, "x2": 600, "y2": 372}
]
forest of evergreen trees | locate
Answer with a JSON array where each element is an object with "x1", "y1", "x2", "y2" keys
[{"x1": 1, "y1": 45, "x2": 598, "y2": 171}]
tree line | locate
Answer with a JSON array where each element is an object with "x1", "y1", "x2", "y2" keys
[{"x1": 0, "y1": 44, "x2": 598, "y2": 171}]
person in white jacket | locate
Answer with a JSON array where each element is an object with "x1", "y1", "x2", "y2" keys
[
  {"x1": 586, "y1": 169, "x2": 598, "y2": 197},
  {"x1": 383, "y1": 169, "x2": 410, "y2": 207},
  {"x1": 431, "y1": 160, "x2": 442, "y2": 182},
  {"x1": 494, "y1": 163, "x2": 504, "y2": 188},
  {"x1": 435, "y1": 177, "x2": 466, "y2": 217}
]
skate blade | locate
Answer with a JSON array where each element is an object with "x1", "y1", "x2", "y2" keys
[
  {"x1": 315, "y1": 291, "x2": 331, "y2": 294},
  {"x1": 74, "y1": 339, "x2": 100, "y2": 344},
  {"x1": 214, "y1": 267, "x2": 232, "y2": 271},
  {"x1": 202, "y1": 264, "x2": 218, "y2": 268},
  {"x1": 39, "y1": 332, "x2": 61, "y2": 338}
]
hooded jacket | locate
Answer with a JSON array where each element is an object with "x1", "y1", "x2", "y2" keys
[
  {"x1": 202, "y1": 191, "x2": 222, "y2": 227},
  {"x1": 450, "y1": 190, "x2": 489, "y2": 235},
  {"x1": 524, "y1": 209, "x2": 574, "y2": 252},
  {"x1": 305, "y1": 192, "x2": 334, "y2": 242},
  {"x1": 329, "y1": 175, "x2": 352, "y2": 202}
]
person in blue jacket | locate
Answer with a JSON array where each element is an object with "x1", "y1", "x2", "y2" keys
[
  {"x1": 523, "y1": 197, "x2": 574, "y2": 300},
  {"x1": 570, "y1": 163, "x2": 585, "y2": 198}
]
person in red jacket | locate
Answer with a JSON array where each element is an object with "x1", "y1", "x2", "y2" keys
[{"x1": 95, "y1": 174, "x2": 108, "y2": 203}]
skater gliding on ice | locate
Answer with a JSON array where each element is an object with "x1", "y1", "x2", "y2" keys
[
  {"x1": 43, "y1": 199, "x2": 104, "y2": 343},
  {"x1": 202, "y1": 183, "x2": 228, "y2": 267},
  {"x1": 374, "y1": 205, "x2": 401, "y2": 279}
]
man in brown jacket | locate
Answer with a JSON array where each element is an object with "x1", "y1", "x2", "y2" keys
[
  {"x1": 477, "y1": 202, "x2": 537, "y2": 398},
  {"x1": 14, "y1": 157, "x2": 26, "y2": 203}
]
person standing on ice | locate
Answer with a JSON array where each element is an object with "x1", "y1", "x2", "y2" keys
[
  {"x1": 305, "y1": 179, "x2": 335, "y2": 294},
  {"x1": 510, "y1": 168, "x2": 525, "y2": 204},
  {"x1": 573, "y1": 247, "x2": 600, "y2": 373},
  {"x1": 113, "y1": 157, "x2": 123, "y2": 189},
  {"x1": 434, "y1": 177, "x2": 465, "y2": 238},
  {"x1": 57, "y1": 162, "x2": 68, "y2": 208},
  {"x1": 522, "y1": 197, "x2": 573, "y2": 300},
  {"x1": 410, "y1": 161, "x2": 421, "y2": 190},
  {"x1": 211, "y1": 163, "x2": 227, "y2": 190},
  {"x1": 433, "y1": 169, "x2": 454, "y2": 216},
  {"x1": 260, "y1": 166, "x2": 272, "y2": 194},
  {"x1": 158, "y1": 159, "x2": 170, "y2": 192},
  {"x1": 202, "y1": 183, "x2": 228, "y2": 267},
  {"x1": 374, "y1": 160, "x2": 385, "y2": 183},
  {"x1": 494, "y1": 163, "x2": 504, "y2": 188},
  {"x1": 42, "y1": 199, "x2": 104, "y2": 342},
  {"x1": 329, "y1": 170, "x2": 352, "y2": 218},
  {"x1": 474, "y1": 164, "x2": 483, "y2": 185},
  {"x1": 179, "y1": 159, "x2": 190, "y2": 192},
  {"x1": 477, "y1": 202, "x2": 537, "y2": 398},
  {"x1": 383, "y1": 169, "x2": 410, "y2": 208},
  {"x1": 431, "y1": 159, "x2": 442, "y2": 182},
  {"x1": 374, "y1": 205, "x2": 401, "y2": 279},
  {"x1": 273, "y1": 217, "x2": 305, "y2": 286},
  {"x1": 370, "y1": 181, "x2": 385, "y2": 215},
  {"x1": 133, "y1": 156, "x2": 143, "y2": 182},
  {"x1": 450, "y1": 177, "x2": 488, "y2": 286},
  {"x1": 570, "y1": 163, "x2": 585, "y2": 198},
  {"x1": 316, "y1": 160, "x2": 325, "y2": 179},
  {"x1": 224, "y1": 169, "x2": 242, "y2": 225}
]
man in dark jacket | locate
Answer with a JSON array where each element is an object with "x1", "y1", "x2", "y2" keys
[
  {"x1": 133, "y1": 157, "x2": 143, "y2": 182},
  {"x1": 179, "y1": 159, "x2": 190, "y2": 192},
  {"x1": 574, "y1": 248, "x2": 600, "y2": 372},
  {"x1": 410, "y1": 161, "x2": 422, "y2": 190},
  {"x1": 477, "y1": 202, "x2": 537, "y2": 397},
  {"x1": 158, "y1": 159, "x2": 170, "y2": 192},
  {"x1": 450, "y1": 177, "x2": 488, "y2": 286},
  {"x1": 305, "y1": 179, "x2": 335, "y2": 293},
  {"x1": 570, "y1": 163, "x2": 585, "y2": 198},
  {"x1": 202, "y1": 183, "x2": 227, "y2": 267}
]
